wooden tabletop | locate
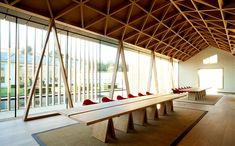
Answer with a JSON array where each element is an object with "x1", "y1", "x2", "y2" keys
[
  {"x1": 69, "y1": 93, "x2": 187, "y2": 125},
  {"x1": 181, "y1": 87, "x2": 209, "y2": 92},
  {"x1": 59, "y1": 93, "x2": 172, "y2": 117}
]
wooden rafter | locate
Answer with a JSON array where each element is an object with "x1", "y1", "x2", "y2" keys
[
  {"x1": 121, "y1": 2, "x2": 134, "y2": 40},
  {"x1": 46, "y1": 0, "x2": 54, "y2": 18},
  {"x1": 218, "y1": 0, "x2": 233, "y2": 53},
  {"x1": 132, "y1": 2, "x2": 201, "y2": 52},
  {"x1": 84, "y1": 4, "x2": 190, "y2": 56},
  {"x1": 134, "y1": 0, "x2": 156, "y2": 45},
  {"x1": 190, "y1": 0, "x2": 221, "y2": 49},
  {"x1": 10, "y1": 0, "x2": 21, "y2": 5},
  {"x1": 104, "y1": 0, "x2": 111, "y2": 35},
  {"x1": 170, "y1": 0, "x2": 210, "y2": 48}
]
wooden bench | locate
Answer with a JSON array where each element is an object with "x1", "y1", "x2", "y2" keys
[{"x1": 59, "y1": 93, "x2": 187, "y2": 142}]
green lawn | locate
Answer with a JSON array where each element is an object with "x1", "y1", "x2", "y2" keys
[{"x1": 0, "y1": 88, "x2": 25, "y2": 97}]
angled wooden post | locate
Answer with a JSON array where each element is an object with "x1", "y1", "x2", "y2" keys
[
  {"x1": 109, "y1": 41, "x2": 122, "y2": 99},
  {"x1": 52, "y1": 20, "x2": 73, "y2": 108},
  {"x1": 169, "y1": 58, "x2": 175, "y2": 89},
  {"x1": 120, "y1": 42, "x2": 130, "y2": 95},
  {"x1": 23, "y1": 19, "x2": 73, "y2": 121},
  {"x1": 152, "y1": 53, "x2": 159, "y2": 93},
  {"x1": 23, "y1": 20, "x2": 53, "y2": 121},
  {"x1": 147, "y1": 51, "x2": 154, "y2": 91}
]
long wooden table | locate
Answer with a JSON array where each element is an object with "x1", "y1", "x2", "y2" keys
[
  {"x1": 181, "y1": 87, "x2": 207, "y2": 100},
  {"x1": 59, "y1": 93, "x2": 187, "y2": 142}
]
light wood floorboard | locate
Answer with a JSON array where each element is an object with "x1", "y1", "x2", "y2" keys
[{"x1": 175, "y1": 94, "x2": 235, "y2": 146}]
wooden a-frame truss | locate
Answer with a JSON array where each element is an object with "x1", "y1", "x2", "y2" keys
[{"x1": 23, "y1": 19, "x2": 73, "y2": 121}]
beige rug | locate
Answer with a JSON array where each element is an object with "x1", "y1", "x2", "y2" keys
[
  {"x1": 33, "y1": 107, "x2": 207, "y2": 146},
  {"x1": 175, "y1": 94, "x2": 222, "y2": 105}
]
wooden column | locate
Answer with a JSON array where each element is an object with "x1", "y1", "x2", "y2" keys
[
  {"x1": 147, "y1": 51, "x2": 154, "y2": 91},
  {"x1": 120, "y1": 42, "x2": 130, "y2": 95},
  {"x1": 169, "y1": 58, "x2": 175, "y2": 89},
  {"x1": 109, "y1": 41, "x2": 122, "y2": 99},
  {"x1": 52, "y1": 20, "x2": 73, "y2": 108},
  {"x1": 23, "y1": 19, "x2": 73, "y2": 121},
  {"x1": 152, "y1": 53, "x2": 159, "y2": 93}
]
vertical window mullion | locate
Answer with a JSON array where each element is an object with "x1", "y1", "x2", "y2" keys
[
  {"x1": 14, "y1": 19, "x2": 18, "y2": 117},
  {"x1": 39, "y1": 29, "x2": 43, "y2": 107},
  {"x1": 91, "y1": 42, "x2": 94, "y2": 100},
  {"x1": 78, "y1": 39, "x2": 81, "y2": 102},
  {"x1": 82, "y1": 40, "x2": 85, "y2": 101},
  {"x1": 46, "y1": 38, "x2": 49, "y2": 106},
  {"x1": 74, "y1": 38, "x2": 77, "y2": 103},
  {"x1": 58, "y1": 34, "x2": 61, "y2": 104},
  {"x1": 32, "y1": 28, "x2": 36, "y2": 108},
  {"x1": 69, "y1": 37, "x2": 72, "y2": 102},
  {"x1": 52, "y1": 38, "x2": 55, "y2": 106},
  {"x1": 86, "y1": 41, "x2": 91, "y2": 99},
  {"x1": 24, "y1": 26, "x2": 27, "y2": 109},
  {"x1": 94, "y1": 42, "x2": 97, "y2": 101},
  {"x1": 0, "y1": 20, "x2": 1, "y2": 112},
  {"x1": 7, "y1": 21, "x2": 11, "y2": 111}
]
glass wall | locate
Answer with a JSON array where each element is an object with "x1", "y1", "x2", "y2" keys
[
  {"x1": 99, "y1": 42, "x2": 117, "y2": 99},
  {"x1": 150, "y1": 57, "x2": 179, "y2": 93},
  {"x1": 0, "y1": 16, "x2": 16, "y2": 118},
  {"x1": 124, "y1": 48, "x2": 151, "y2": 96},
  {"x1": 0, "y1": 13, "x2": 179, "y2": 120}
]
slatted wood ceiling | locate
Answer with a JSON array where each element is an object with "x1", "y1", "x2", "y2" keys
[{"x1": 0, "y1": 0, "x2": 235, "y2": 61}]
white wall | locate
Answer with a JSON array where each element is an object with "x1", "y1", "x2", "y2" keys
[{"x1": 179, "y1": 46, "x2": 235, "y2": 93}]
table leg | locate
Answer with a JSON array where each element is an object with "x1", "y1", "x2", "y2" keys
[
  {"x1": 92, "y1": 119, "x2": 116, "y2": 142},
  {"x1": 113, "y1": 113, "x2": 134, "y2": 133},
  {"x1": 166, "y1": 100, "x2": 173, "y2": 112},
  {"x1": 146, "y1": 105, "x2": 159, "y2": 120},
  {"x1": 159, "y1": 102, "x2": 167, "y2": 116},
  {"x1": 132, "y1": 109, "x2": 147, "y2": 125}
]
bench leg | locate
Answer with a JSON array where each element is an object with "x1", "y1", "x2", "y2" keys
[
  {"x1": 92, "y1": 119, "x2": 116, "y2": 142},
  {"x1": 132, "y1": 109, "x2": 147, "y2": 125},
  {"x1": 158, "y1": 102, "x2": 167, "y2": 116},
  {"x1": 113, "y1": 113, "x2": 134, "y2": 133},
  {"x1": 146, "y1": 105, "x2": 159, "y2": 120},
  {"x1": 166, "y1": 100, "x2": 173, "y2": 112}
]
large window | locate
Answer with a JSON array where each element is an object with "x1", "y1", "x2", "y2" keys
[
  {"x1": 150, "y1": 57, "x2": 178, "y2": 93},
  {"x1": 0, "y1": 14, "x2": 179, "y2": 120},
  {"x1": 198, "y1": 68, "x2": 223, "y2": 89},
  {"x1": 124, "y1": 49, "x2": 151, "y2": 95}
]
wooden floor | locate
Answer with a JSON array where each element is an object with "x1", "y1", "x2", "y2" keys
[
  {"x1": 177, "y1": 94, "x2": 235, "y2": 146},
  {"x1": 0, "y1": 94, "x2": 235, "y2": 146}
]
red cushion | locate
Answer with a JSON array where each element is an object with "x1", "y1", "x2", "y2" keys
[
  {"x1": 102, "y1": 97, "x2": 114, "y2": 102},
  {"x1": 146, "y1": 91, "x2": 153, "y2": 95},
  {"x1": 128, "y1": 93, "x2": 136, "y2": 98},
  {"x1": 138, "y1": 93, "x2": 145, "y2": 96},
  {"x1": 117, "y1": 95, "x2": 126, "y2": 100},
  {"x1": 82, "y1": 99, "x2": 98, "y2": 106}
]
